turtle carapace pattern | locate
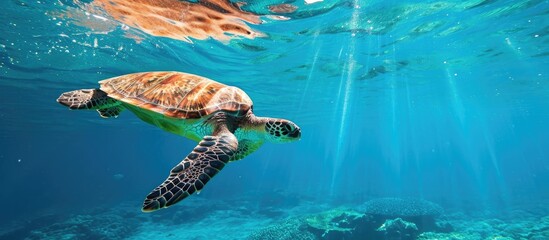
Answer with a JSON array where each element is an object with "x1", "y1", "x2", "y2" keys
[{"x1": 57, "y1": 71, "x2": 301, "y2": 212}]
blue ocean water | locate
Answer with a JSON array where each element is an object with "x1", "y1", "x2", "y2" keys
[{"x1": 1, "y1": 0, "x2": 548, "y2": 239}]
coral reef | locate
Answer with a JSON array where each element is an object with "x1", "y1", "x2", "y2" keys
[
  {"x1": 305, "y1": 209, "x2": 364, "y2": 234},
  {"x1": 417, "y1": 210, "x2": 549, "y2": 240},
  {"x1": 250, "y1": 198, "x2": 452, "y2": 240},
  {"x1": 304, "y1": 208, "x2": 369, "y2": 239},
  {"x1": 248, "y1": 208, "x2": 374, "y2": 240},
  {"x1": 377, "y1": 218, "x2": 419, "y2": 240},
  {"x1": 247, "y1": 219, "x2": 317, "y2": 240},
  {"x1": 25, "y1": 211, "x2": 140, "y2": 240},
  {"x1": 1, "y1": 195, "x2": 547, "y2": 240},
  {"x1": 361, "y1": 198, "x2": 450, "y2": 233}
]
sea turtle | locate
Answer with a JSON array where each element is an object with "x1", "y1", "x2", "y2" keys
[{"x1": 57, "y1": 71, "x2": 301, "y2": 212}]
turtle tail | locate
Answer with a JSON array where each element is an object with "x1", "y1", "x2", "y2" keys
[{"x1": 57, "y1": 89, "x2": 123, "y2": 118}]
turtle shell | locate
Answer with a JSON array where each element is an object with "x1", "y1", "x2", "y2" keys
[{"x1": 99, "y1": 71, "x2": 253, "y2": 119}]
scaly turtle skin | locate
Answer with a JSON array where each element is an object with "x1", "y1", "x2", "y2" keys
[{"x1": 57, "y1": 71, "x2": 301, "y2": 212}]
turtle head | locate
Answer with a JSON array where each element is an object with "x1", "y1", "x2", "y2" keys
[{"x1": 264, "y1": 119, "x2": 301, "y2": 143}]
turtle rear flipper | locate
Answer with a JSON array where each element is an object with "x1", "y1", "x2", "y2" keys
[{"x1": 142, "y1": 130, "x2": 238, "y2": 212}]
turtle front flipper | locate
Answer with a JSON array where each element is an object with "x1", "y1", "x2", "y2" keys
[
  {"x1": 142, "y1": 131, "x2": 238, "y2": 212},
  {"x1": 229, "y1": 140, "x2": 264, "y2": 162},
  {"x1": 97, "y1": 106, "x2": 124, "y2": 118}
]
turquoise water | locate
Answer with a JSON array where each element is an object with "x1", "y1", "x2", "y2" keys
[{"x1": 1, "y1": 0, "x2": 548, "y2": 239}]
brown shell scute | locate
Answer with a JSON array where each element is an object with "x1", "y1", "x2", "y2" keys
[{"x1": 99, "y1": 72, "x2": 253, "y2": 119}]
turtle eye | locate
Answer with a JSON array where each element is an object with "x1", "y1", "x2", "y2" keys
[
  {"x1": 281, "y1": 123, "x2": 292, "y2": 135},
  {"x1": 286, "y1": 122, "x2": 300, "y2": 138},
  {"x1": 286, "y1": 123, "x2": 294, "y2": 131}
]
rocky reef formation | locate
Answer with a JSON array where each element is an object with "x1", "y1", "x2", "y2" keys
[
  {"x1": 249, "y1": 198, "x2": 451, "y2": 240},
  {"x1": 377, "y1": 218, "x2": 419, "y2": 240},
  {"x1": 22, "y1": 207, "x2": 143, "y2": 240},
  {"x1": 3, "y1": 195, "x2": 546, "y2": 240},
  {"x1": 361, "y1": 198, "x2": 452, "y2": 233},
  {"x1": 247, "y1": 218, "x2": 316, "y2": 240},
  {"x1": 248, "y1": 208, "x2": 367, "y2": 240},
  {"x1": 417, "y1": 212, "x2": 549, "y2": 240},
  {"x1": 305, "y1": 208, "x2": 368, "y2": 239}
]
